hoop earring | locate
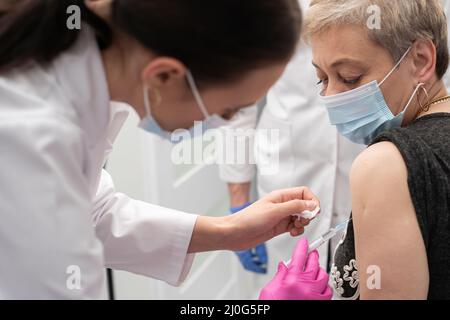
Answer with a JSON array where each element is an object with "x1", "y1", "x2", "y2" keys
[{"x1": 417, "y1": 85, "x2": 429, "y2": 112}]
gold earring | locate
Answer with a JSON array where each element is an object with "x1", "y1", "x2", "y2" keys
[{"x1": 418, "y1": 85, "x2": 429, "y2": 112}]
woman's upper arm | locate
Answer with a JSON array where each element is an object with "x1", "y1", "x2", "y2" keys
[{"x1": 350, "y1": 142, "x2": 429, "y2": 300}]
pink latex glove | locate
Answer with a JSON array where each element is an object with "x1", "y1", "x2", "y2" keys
[{"x1": 259, "y1": 238, "x2": 333, "y2": 300}]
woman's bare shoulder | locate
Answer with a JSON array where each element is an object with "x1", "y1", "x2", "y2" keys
[{"x1": 350, "y1": 141, "x2": 408, "y2": 203}]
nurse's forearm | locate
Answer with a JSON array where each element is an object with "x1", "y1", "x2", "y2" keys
[
  {"x1": 188, "y1": 216, "x2": 232, "y2": 253},
  {"x1": 228, "y1": 182, "x2": 251, "y2": 207}
]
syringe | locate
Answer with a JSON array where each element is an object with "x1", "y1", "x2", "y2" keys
[{"x1": 284, "y1": 218, "x2": 352, "y2": 267}]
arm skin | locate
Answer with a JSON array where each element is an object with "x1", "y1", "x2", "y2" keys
[
  {"x1": 350, "y1": 142, "x2": 429, "y2": 300},
  {"x1": 228, "y1": 182, "x2": 251, "y2": 207},
  {"x1": 187, "y1": 182, "x2": 252, "y2": 254}
]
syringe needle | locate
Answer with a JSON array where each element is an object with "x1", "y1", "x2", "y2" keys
[{"x1": 283, "y1": 218, "x2": 352, "y2": 267}]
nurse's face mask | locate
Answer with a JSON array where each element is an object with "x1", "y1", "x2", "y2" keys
[
  {"x1": 319, "y1": 46, "x2": 425, "y2": 145},
  {"x1": 139, "y1": 70, "x2": 229, "y2": 142}
]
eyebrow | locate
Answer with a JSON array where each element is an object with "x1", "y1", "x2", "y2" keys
[{"x1": 312, "y1": 58, "x2": 367, "y2": 69}]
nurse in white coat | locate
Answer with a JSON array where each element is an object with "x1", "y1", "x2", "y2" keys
[
  {"x1": 219, "y1": 0, "x2": 364, "y2": 283},
  {"x1": 0, "y1": 0, "x2": 321, "y2": 299}
]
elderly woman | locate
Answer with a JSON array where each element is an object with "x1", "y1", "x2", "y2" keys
[{"x1": 261, "y1": 0, "x2": 450, "y2": 300}]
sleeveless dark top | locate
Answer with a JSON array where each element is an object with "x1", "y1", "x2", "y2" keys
[{"x1": 331, "y1": 113, "x2": 450, "y2": 300}]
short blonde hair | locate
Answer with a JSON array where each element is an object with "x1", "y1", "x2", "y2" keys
[{"x1": 303, "y1": 0, "x2": 449, "y2": 78}]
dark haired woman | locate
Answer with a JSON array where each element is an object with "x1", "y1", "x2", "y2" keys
[{"x1": 0, "y1": 0, "x2": 331, "y2": 298}]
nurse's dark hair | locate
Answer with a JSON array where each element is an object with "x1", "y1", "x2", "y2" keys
[{"x1": 0, "y1": 0, "x2": 302, "y2": 84}]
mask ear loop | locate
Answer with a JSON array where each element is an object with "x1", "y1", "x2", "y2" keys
[
  {"x1": 403, "y1": 82, "x2": 425, "y2": 116},
  {"x1": 143, "y1": 85, "x2": 152, "y2": 116},
  {"x1": 142, "y1": 85, "x2": 162, "y2": 117},
  {"x1": 186, "y1": 70, "x2": 210, "y2": 119},
  {"x1": 379, "y1": 46, "x2": 413, "y2": 87}
]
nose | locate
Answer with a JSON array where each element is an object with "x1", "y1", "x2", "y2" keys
[{"x1": 324, "y1": 82, "x2": 349, "y2": 97}]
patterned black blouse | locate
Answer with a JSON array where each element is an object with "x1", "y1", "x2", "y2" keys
[{"x1": 331, "y1": 113, "x2": 450, "y2": 300}]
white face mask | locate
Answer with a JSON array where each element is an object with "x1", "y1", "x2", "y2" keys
[{"x1": 139, "y1": 70, "x2": 229, "y2": 142}]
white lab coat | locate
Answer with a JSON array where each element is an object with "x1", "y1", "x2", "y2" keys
[
  {"x1": 0, "y1": 28, "x2": 197, "y2": 299},
  {"x1": 219, "y1": 0, "x2": 364, "y2": 282}
]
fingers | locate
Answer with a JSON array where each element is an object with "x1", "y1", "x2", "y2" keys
[
  {"x1": 244, "y1": 260, "x2": 267, "y2": 274},
  {"x1": 259, "y1": 289, "x2": 275, "y2": 301},
  {"x1": 302, "y1": 269, "x2": 332, "y2": 300},
  {"x1": 268, "y1": 187, "x2": 320, "y2": 205},
  {"x1": 315, "y1": 268, "x2": 332, "y2": 291},
  {"x1": 307, "y1": 285, "x2": 333, "y2": 300},
  {"x1": 319, "y1": 285, "x2": 334, "y2": 300},
  {"x1": 289, "y1": 227, "x2": 304, "y2": 237},
  {"x1": 255, "y1": 244, "x2": 268, "y2": 265},
  {"x1": 294, "y1": 217, "x2": 310, "y2": 228},
  {"x1": 236, "y1": 250, "x2": 267, "y2": 274},
  {"x1": 276, "y1": 199, "x2": 318, "y2": 220},
  {"x1": 289, "y1": 238, "x2": 309, "y2": 270},
  {"x1": 303, "y1": 250, "x2": 320, "y2": 278},
  {"x1": 288, "y1": 217, "x2": 307, "y2": 237},
  {"x1": 314, "y1": 269, "x2": 333, "y2": 300},
  {"x1": 276, "y1": 261, "x2": 288, "y2": 277},
  {"x1": 252, "y1": 265, "x2": 267, "y2": 274}
]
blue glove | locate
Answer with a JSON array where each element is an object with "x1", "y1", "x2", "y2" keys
[{"x1": 230, "y1": 202, "x2": 268, "y2": 274}]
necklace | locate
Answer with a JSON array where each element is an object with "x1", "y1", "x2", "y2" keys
[{"x1": 421, "y1": 95, "x2": 450, "y2": 112}]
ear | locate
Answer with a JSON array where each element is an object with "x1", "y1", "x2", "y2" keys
[
  {"x1": 141, "y1": 57, "x2": 187, "y2": 89},
  {"x1": 411, "y1": 39, "x2": 437, "y2": 83}
]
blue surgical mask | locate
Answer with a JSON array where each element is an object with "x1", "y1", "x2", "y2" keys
[
  {"x1": 320, "y1": 47, "x2": 425, "y2": 145},
  {"x1": 139, "y1": 70, "x2": 229, "y2": 142}
]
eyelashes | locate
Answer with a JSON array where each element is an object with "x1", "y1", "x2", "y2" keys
[
  {"x1": 316, "y1": 75, "x2": 363, "y2": 87},
  {"x1": 341, "y1": 75, "x2": 363, "y2": 85}
]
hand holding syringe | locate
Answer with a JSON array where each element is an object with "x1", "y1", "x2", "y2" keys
[{"x1": 284, "y1": 217, "x2": 352, "y2": 267}]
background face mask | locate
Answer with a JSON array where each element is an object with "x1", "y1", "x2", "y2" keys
[
  {"x1": 139, "y1": 71, "x2": 229, "y2": 142},
  {"x1": 320, "y1": 47, "x2": 424, "y2": 145}
]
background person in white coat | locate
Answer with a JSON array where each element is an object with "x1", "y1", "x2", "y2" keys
[
  {"x1": 219, "y1": 0, "x2": 364, "y2": 291},
  {"x1": 0, "y1": 0, "x2": 329, "y2": 299}
]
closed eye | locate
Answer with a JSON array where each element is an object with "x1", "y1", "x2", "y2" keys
[{"x1": 341, "y1": 75, "x2": 362, "y2": 85}]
